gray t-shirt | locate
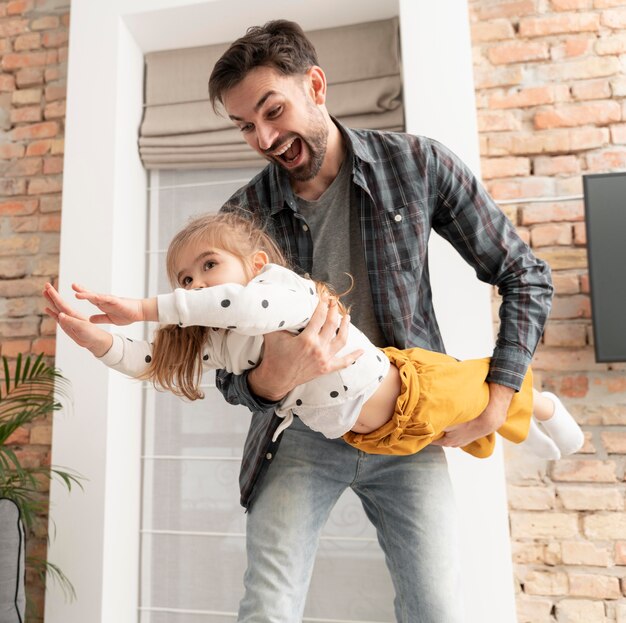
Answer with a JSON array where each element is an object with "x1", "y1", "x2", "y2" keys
[{"x1": 296, "y1": 154, "x2": 386, "y2": 346}]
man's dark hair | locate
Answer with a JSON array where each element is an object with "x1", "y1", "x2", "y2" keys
[{"x1": 209, "y1": 20, "x2": 318, "y2": 111}]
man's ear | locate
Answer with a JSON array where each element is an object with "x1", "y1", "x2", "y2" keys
[
  {"x1": 306, "y1": 66, "x2": 327, "y2": 106},
  {"x1": 251, "y1": 250, "x2": 269, "y2": 275}
]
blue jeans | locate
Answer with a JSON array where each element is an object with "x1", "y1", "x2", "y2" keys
[{"x1": 238, "y1": 417, "x2": 465, "y2": 622}]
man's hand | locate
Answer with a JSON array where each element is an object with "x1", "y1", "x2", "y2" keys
[
  {"x1": 247, "y1": 298, "x2": 363, "y2": 402},
  {"x1": 431, "y1": 383, "x2": 515, "y2": 448},
  {"x1": 72, "y1": 283, "x2": 157, "y2": 325},
  {"x1": 43, "y1": 283, "x2": 114, "y2": 357}
]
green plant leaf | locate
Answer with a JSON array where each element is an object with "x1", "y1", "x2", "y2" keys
[
  {"x1": 22, "y1": 354, "x2": 31, "y2": 382},
  {"x1": 28, "y1": 557, "x2": 76, "y2": 602},
  {"x1": 3, "y1": 355, "x2": 9, "y2": 396},
  {"x1": 1, "y1": 353, "x2": 81, "y2": 600},
  {"x1": 14, "y1": 352, "x2": 22, "y2": 387}
]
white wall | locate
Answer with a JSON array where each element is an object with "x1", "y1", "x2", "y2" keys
[
  {"x1": 49, "y1": 1, "x2": 516, "y2": 621},
  {"x1": 47, "y1": 3, "x2": 146, "y2": 621},
  {"x1": 400, "y1": 2, "x2": 518, "y2": 621}
]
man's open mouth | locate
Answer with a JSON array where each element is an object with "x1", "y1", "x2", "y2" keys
[{"x1": 273, "y1": 137, "x2": 303, "y2": 164}]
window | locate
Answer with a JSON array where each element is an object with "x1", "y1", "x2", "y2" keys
[{"x1": 140, "y1": 168, "x2": 396, "y2": 622}]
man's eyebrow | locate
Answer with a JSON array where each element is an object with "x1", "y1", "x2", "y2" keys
[
  {"x1": 228, "y1": 90, "x2": 278, "y2": 121},
  {"x1": 176, "y1": 251, "x2": 217, "y2": 281}
]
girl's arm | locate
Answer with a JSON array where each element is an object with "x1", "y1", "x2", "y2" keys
[
  {"x1": 44, "y1": 283, "x2": 113, "y2": 356},
  {"x1": 157, "y1": 265, "x2": 318, "y2": 335},
  {"x1": 78, "y1": 265, "x2": 318, "y2": 336},
  {"x1": 72, "y1": 283, "x2": 157, "y2": 325},
  {"x1": 44, "y1": 283, "x2": 153, "y2": 378}
]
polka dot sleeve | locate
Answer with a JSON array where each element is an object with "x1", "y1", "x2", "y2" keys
[
  {"x1": 157, "y1": 264, "x2": 318, "y2": 336},
  {"x1": 97, "y1": 333, "x2": 153, "y2": 378}
]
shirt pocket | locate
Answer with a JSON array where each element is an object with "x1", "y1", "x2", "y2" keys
[{"x1": 381, "y1": 203, "x2": 426, "y2": 271}]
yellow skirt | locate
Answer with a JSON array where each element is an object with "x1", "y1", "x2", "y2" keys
[{"x1": 342, "y1": 346, "x2": 534, "y2": 458}]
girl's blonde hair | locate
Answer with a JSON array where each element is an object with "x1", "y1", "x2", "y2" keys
[{"x1": 144, "y1": 211, "x2": 347, "y2": 400}]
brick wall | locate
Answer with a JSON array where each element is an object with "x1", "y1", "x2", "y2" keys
[
  {"x1": 0, "y1": 0, "x2": 68, "y2": 619},
  {"x1": 3, "y1": 0, "x2": 625, "y2": 620},
  {"x1": 470, "y1": 0, "x2": 626, "y2": 621}
]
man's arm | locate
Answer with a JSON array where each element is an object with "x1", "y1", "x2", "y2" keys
[
  {"x1": 432, "y1": 382, "x2": 514, "y2": 448},
  {"x1": 216, "y1": 297, "x2": 362, "y2": 409},
  {"x1": 247, "y1": 298, "x2": 359, "y2": 400},
  {"x1": 428, "y1": 139, "x2": 553, "y2": 446},
  {"x1": 430, "y1": 138, "x2": 553, "y2": 387}
]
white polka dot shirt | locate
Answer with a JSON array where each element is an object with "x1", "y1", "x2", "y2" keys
[{"x1": 98, "y1": 264, "x2": 389, "y2": 439}]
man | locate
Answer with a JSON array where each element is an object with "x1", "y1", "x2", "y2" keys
[{"x1": 209, "y1": 20, "x2": 553, "y2": 622}]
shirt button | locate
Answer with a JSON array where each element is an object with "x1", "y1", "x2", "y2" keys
[
  {"x1": 304, "y1": 273, "x2": 310, "y2": 279},
  {"x1": 265, "y1": 453, "x2": 273, "y2": 460},
  {"x1": 302, "y1": 224, "x2": 309, "y2": 232},
  {"x1": 394, "y1": 214, "x2": 403, "y2": 222}
]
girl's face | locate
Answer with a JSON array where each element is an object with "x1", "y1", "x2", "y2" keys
[{"x1": 174, "y1": 241, "x2": 266, "y2": 290}]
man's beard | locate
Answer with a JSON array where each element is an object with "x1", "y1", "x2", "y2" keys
[{"x1": 268, "y1": 105, "x2": 328, "y2": 182}]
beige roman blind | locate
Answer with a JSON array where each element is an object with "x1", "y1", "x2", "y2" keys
[{"x1": 139, "y1": 17, "x2": 403, "y2": 170}]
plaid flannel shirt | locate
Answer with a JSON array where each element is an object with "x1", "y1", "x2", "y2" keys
[{"x1": 217, "y1": 122, "x2": 553, "y2": 509}]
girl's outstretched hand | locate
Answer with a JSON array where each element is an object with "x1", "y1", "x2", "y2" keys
[
  {"x1": 72, "y1": 284, "x2": 155, "y2": 325},
  {"x1": 43, "y1": 283, "x2": 113, "y2": 357}
]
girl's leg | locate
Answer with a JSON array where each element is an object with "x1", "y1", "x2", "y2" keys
[
  {"x1": 523, "y1": 418, "x2": 561, "y2": 459},
  {"x1": 532, "y1": 389, "x2": 556, "y2": 421},
  {"x1": 531, "y1": 389, "x2": 584, "y2": 456}
]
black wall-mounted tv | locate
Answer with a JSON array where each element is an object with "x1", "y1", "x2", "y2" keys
[{"x1": 583, "y1": 171, "x2": 626, "y2": 362}]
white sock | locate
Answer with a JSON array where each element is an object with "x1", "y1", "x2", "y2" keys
[
  {"x1": 538, "y1": 392, "x2": 585, "y2": 456},
  {"x1": 523, "y1": 418, "x2": 561, "y2": 459}
]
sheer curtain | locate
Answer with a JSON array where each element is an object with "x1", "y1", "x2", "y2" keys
[{"x1": 139, "y1": 168, "x2": 396, "y2": 622}]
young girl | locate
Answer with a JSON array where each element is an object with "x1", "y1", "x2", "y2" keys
[{"x1": 43, "y1": 213, "x2": 583, "y2": 460}]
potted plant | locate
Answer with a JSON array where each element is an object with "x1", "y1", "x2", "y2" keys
[{"x1": 0, "y1": 353, "x2": 82, "y2": 621}]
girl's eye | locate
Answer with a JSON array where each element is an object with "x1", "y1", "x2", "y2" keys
[
  {"x1": 181, "y1": 276, "x2": 192, "y2": 286},
  {"x1": 203, "y1": 260, "x2": 216, "y2": 271}
]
